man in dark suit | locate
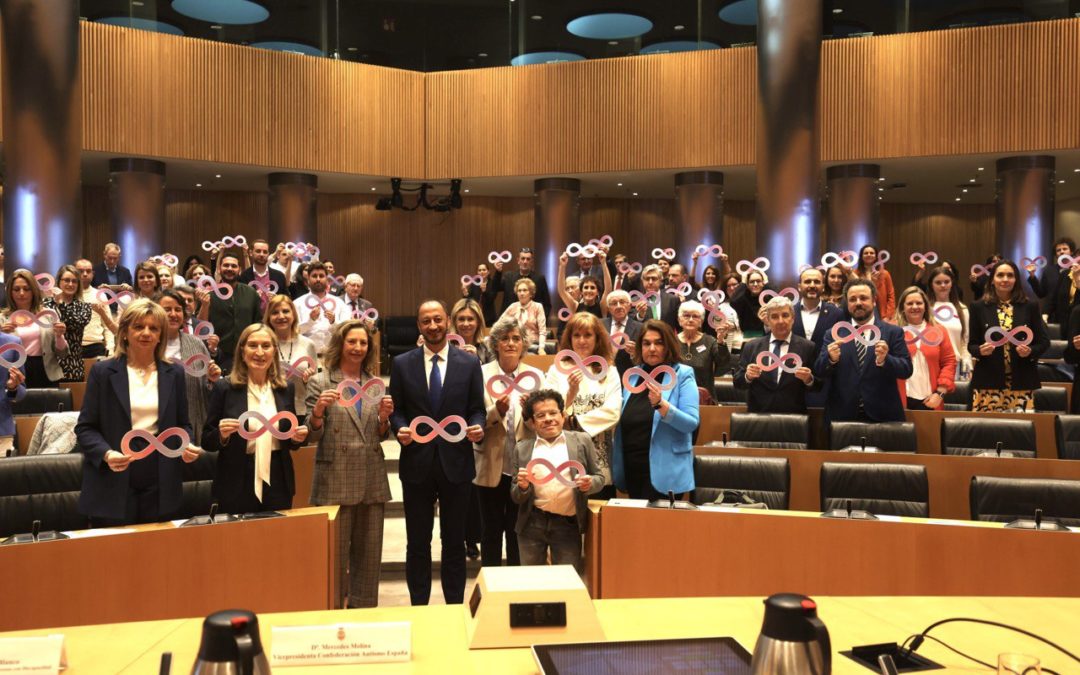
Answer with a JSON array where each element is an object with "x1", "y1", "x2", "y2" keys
[
  {"x1": 389, "y1": 300, "x2": 486, "y2": 605},
  {"x1": 634, "y1": 264, "x2": 679, "y2": 330},
  {"x1": 208, "y1": 253, "x2": 263, "y2": 373},
  {"x1": 814, "y1": 279, "x2": 913, "y2": 422},
  {"x1": 733, "y1": 297, "x2": 817, "y2": 413},
  {"x1": 610, "y1": 252, "x2": 643, "y2": 293},
  {"x1": 601, "y1": 290, "x2": 643, "y2": 376},
  {"x1": 238, "y1": 239, "x2": 288, "y2": 311},
  {"x1": 91, "y1": 242, "x2": 134, "y2": 293},
  {"x1": 792, "y1": 267, "x2": 842, "y2": 353},
  {"x1": 490, "y1": 248, "x2": 552, "y2": 318},
  {"x1": 1034, "y1": 237, "x2": 1078, "y2": 326}
]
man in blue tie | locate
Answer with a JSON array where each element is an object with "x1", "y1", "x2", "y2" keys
[{"x1": 389, "y1": 300, "x2": 486, "y2": 605}]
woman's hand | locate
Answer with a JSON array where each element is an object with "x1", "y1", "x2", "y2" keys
[
  {"x1": 313, "y1": 389, "x2": 341, "y2": 419},
  {"x1": 181, "y1": 445, "x2": 202, "y2": 463},
  {"x1": 104, "y1": 450, "x2": 132, "y2": 472},
  {"x1": 1016, "y1": 343, "x2": 1032, "y2": 358},
  {"x1": 292, "y1": 425, "x2": 309, "y2": 443},
  {"x1": 923, "y1": 392, "x2": 943, "y2": 409},
  {"x1": 218, "y1": 418, "x2": 241, "y2": 442},
  {"x1": 377, "y1": 395, "x2": 394, "y2": 423},
  {"x1": 207, "y1": 362, "x2": 222, "y2": 384},
  {"x1": 979, "y1": 342, "x2": 995, "y2": 356}
]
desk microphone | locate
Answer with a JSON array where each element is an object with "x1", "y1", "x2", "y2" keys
[
  {"x1": 721, "y1": 432, "x2": 728, "y2": 446},
  {"x1": 208, "y1": 502, "x2": 219, "y2": 524},
  {"x1": 846, "y1": 499, "x2": 853, "y2": 519},
  {"x1": 1035, "y1": 508, "x2": 1043, "y2": 531},
  {"x1": 860, "y1": 436, "x2": 867, "y2": 453},
  {"x1": 995, "y1": 441, "x2": 1003, "y2": 457},
  {"x1": 667, "y1": 491, "x2": 676, "y2": 509}
]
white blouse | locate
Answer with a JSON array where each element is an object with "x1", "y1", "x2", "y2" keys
[{"x1": 127, "y1": 365, "x2": 159, "y2": 433}]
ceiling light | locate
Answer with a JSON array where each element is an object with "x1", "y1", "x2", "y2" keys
[
  {"x1": 370, "y1": 187, "x2": 376, "y2": 191},
  {"x1": 962, "y1": 189, "x2": 968, "y2": 193},
  {"x1": 617, "y1": 182, "x2": 623, "y2": 186},
  {"x1": 196, "y1": 183, "x2": 202, "y2": 187},
  {"x1": 511, "y1": 51, "x2": 584, "y2": 66},
  {"x1": 251, "y1": 40, "x2": 323, "y2": 56},
  {"x1": 530, "y1": 15, "x2": 542, "y2": 21},
  {"x1": 347, "y1": 46, "x2": 358, "y2": 52},
  {"x1": 567, "y1": 13, "x2": 653, "y2": 39},
  {"x1": 210, "y1": 24, "x2": 222, "y2": 29},
  {"x1": 608, "y1": 40, "x2": 618, "y2": 45},
  {"x1": 955, "y1": 197, "x2": 961, "y2": 201},
  {"x1": 478, "y1": 52, "x2": 488, "y2": 57},
  {"x1": 1074, "y1": 168, "x2": 1080, "y2": 173},
  {"x1": 215, "y1": 174, "x2": 221, "y2": 178},
  {"x1": 632, "y1": 192, "x2": 639, "y2": 196},
  {"x1": 674, "y1": 24, "x2": 685, "y2": 30},
  {"x1": 1060, "y1": 180, "x2": 1066, "y2": 184},
  {"x1": 464, "y1": 189, "x2": 470, "y2": 193},
  {"x1": 832, "y1": 8, "x2": 843, "y2": 14},
  {"x1": 977, "y1": 167, "x2": 985, "y2": 171},
  {"x1": 969, "y1": 178, "x2": 976, "y2": 182}
]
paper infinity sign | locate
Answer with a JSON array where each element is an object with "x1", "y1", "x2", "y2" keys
[
  {"x1": 249, "y1": 278, "x2": 279, "y2": 295},
  {"x1": 557, "y1": 308, "x2": 573, "y2": 321},
  {"x1": 629, "y1": 290, "x2": 661, "y2": 308},
  {"x1": 352, "y1": 307, "x2": 379, "y2": 323},
  {"x1": 330, "y1": 275, "x2": 346, "y2": 287},
  {"x1": 174, "y1": 353, "x2": 212, "y2": 377},
  {"x1": 9, "y1": 309, "x2": 59, "y2": 329},
  {"x1": 195, "y1": 276, "x2": 234, "y2": 300},
  {"x1": 121, "y1": 427, "x2": 190, "y2": 460},
  {"x1": 821, "y1": 251, "x2": 857, "y2": 268},
  {"x1": 904, "y1": 325, "x2": 945, "y2": 347},
  {"x1": 201, "y1": 235, "x2": 247, "y2": 251},
  {"x1": 1022, "y1": 256, "x2": 1048, "y2": 270},
  {"x1": 618, "y1": 262, "x2": 643, "y2": 275},
  {"x1": 610, "y1": 332, "x2": 631, "y2": 350},
  {"x1": 0, "y1": 342, "x2": 28, "y2": 370},
  {"x1": 554, "y1": 349, "x2": 610, "y2": 382},
  {"x1": 736, "y1": 257, "x2": 771, "y2": 276},
  {"x1": 831, "y1": 321, "x2": 882, "y2": 346},
  {"x1": 485, "y1": 370, "x2": 542, "y2": 399},
  {"x1": 304, "y1": 295, "x2": 337, "y2": 312},
  {"x1": 909, "y1": 251, "x2": 939, "y2": 266},
  {"x1": 461, "y1": 274, "x2": 484, "y2": 286},
  {"x1": 755, "y1": 351, "x2": 803, "y2": 373},
  {"x1": 651, "y1": 248, "x2": 677, "y2": 261},
  {"x1": 985, "y1": 325, "x2": 1033, "y2": 347},
  {"x1": 565, "y1": 243, "x2": 599, "y2": 258},
  {"x1": 759, "y1": 287, "x2": 801, "y2": 307},
  {"x1": 587, "y1": 235, "x2": 614, "y2": 248},
  {"x1": 237, "y1": 410, "x2": 300, "y2": 441},
  {"x1": 95, "y1": 288, "x2": 135, "y2": 307},
  {"x1": 409, "y1": 415, "x2": 468, "y2": 443},
  {"x1": 34, "y1": 273, "x2": 56, "y2": 293},
  {"x1": 526, "y1": 458, "x2": 587, "y2": 487},
  {"x1": 336, "y1": 378, "x2": 386, "y2": 406},
  {"x1": 932, "y1": 305, "x2": 957, "y2": 322},
  {"x1": 622, "y1": 364, "x2": 677, "y2": 393},
  {"x1": 970, "y1": 264, "x2": 993, "y2": 278},
  {"x1": 872, "y1": 250, "x2": 891, "y2": 273},
  {"x1": 151, "y1": 254, "x2": 180, "y2": 268},
  {"x1": 488, "y1": 250, "x2": 512, "y2": 264},
  {"x1": 666, "y1": 282, "x2": 693, "y2": 299},
  {"x1": 695, "y1": 244, "x2": 724, "y2": 258},
  {"x1": 192, "y1": 320, "x2": 216, "y2": 341},
  {"x1": 446, "y1": 333, "x2": 467, "y2": 348},
  {"x1": 1058, "y1": 253, "x2": 1080, "y2": 269},
  {"x1": 283, "y1": 355, "x2": 317, "y2": 379},
  {"x1": 698, "y1": 288, "x2": 727, "y2": 306}
]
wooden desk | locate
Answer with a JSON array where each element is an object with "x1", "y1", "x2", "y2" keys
[
  {"x1": 598, "y1": 504, "x2": 1080, "y2": 599},
  {"x1": 291, "y1": 445, "x2": 316, "y2": 509},
  {"x1": 2, "y1": 597, "x2": 1077, "y2": 673},
  {"x1": 695, "y1": 445, "x2": 1080, "y2": 519},
  {"x1": 0, "y1": 507, "x2": 339, "y2": 632}
]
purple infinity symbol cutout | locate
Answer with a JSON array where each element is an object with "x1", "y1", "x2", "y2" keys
[
  {"x1": 736, "y1": 257, "x2": 771, "y2": 276},
  {"x1": 488, "y1": 250, "x2": 512, "y2": 264},
  {"x1": 695, "y1": 244, "x2": 724, "y2": 258},
  {"x1": 461, "y1": 274, "x2": 484, "y2": 286},
  {"x1": 409, "y1": 415, "x2": 468, "y2": 443},
  {"x1": 1058, "y1": 253, "x2": 1080, "y2": 269},
  {"x1": 195, "y1": 275, "x2": 234, "y2": 300},
  {"x1": 283, "y1": 355, "x2": 317, "y2": 379},
  {"x1": 446, "y1": 333, "x2": 466, "y2": 348},
  {"x1": 985, "y1": 326, "x2": 1033, "y2": 347},
  {"x1": 286, "y1": 241, "x2": 320, "y2": 261},
  {"x1": 557, "y1": 308, "x2": 573, "y2": 321},
  {"x1": 587, "y1": 234, "x2": 614, "y2": 249},
  {"x1": 174, "y1": 353, "x2": 212, "y2": 377},
  {"x1": 526, "y1": 458, "x2": 586, "y2": 487},
  {"x1": 872, "y1": 250, "x2": 891, "y2": 273},
  {"x1": 617, "y1": 262, "x2": 643, "y2": 275},
  {"x1": 909, "y1": 251, "x2": 939, "y2": 266},
  {"x1": 629, "y1": 290, "x2": 661, "y2": 308},
  {"x1": 192, "y1": 320, "x2": 216, "y2": 341},
  {"x1": 121, "y1": 427, "x2": 190, "y2": 460},
  {"x1": 698, "y1": 288, "x2": 727, "y2": 306},
  {"x1": 485, "y1": 370, "x2": 542, "y2": 399},
  {"x1": 831, "y1": 321, "x2": 882, "y2": 346},
  {"x1": 249, "y1": 278, "x2": 279, "y2": 295},
  {"x1": 0, "y1": 342, "x2": 28, "y2": 370},
  {"x1": 610, "y1": 332, "x2": 631, "y2": 350},
  {"x1": 651, "y1": 247, "x2": 676, "y2": 261},
  {"x1": 932, "y1": 305, "x2": 957, "y2": 322},
  {"x1": 201, "y1": 235, "x2": 247, "y2": 251},
  {"x1": 237, "y1": 410, "x2": 300, "y2": 441},
  {"x1": 622, "y1": 364, "x2": 677, "y2": 393},
  {"x1": 95, "y1": 288, "x2": 135, "y2": 307},
  {"x1": 821, "y1": 251, "x2": 857, "y2": 268},
  {"x1": 759, "y1": 287, "x2": 801, "y2": 307},
  {"x1": 304, "y1": 295, "x2": 337, "y2": 312},
  {"x1": 336, "y1": 378, "x2": 386, "y2": 406},
  {"x1": 666, "y1": 282, "x2": 693, "y2": 299},
  {"x1": 9, "y1": 309, "x2": 59, "y2": 329},
  {"x1": 904, "y1": 325, "x2": 944, "y2": 347},
  {"x1": 565, "y1": 243, "x2": 599, "y2": 258},
  {"x1": 151, "y1": 254, "x2": 179, "y2": 268},
  {"x1": 755, "y1": 351, "x2": 803, "y2": 373},
  {"x1": 554, "y1": 349, "x2": 609, "y2": 382},
  {"x1": 34, "y1": 273, "x2": 56, "y2": 294},
  {"x1": 1022, "y1": 256, "x2": 1047, "y2": 269},
  {"x1": 353, "y1": 307, "x2": 379, "y2": 323},
  {"x1": 970, "y1": 264, "x2": 993, "y2": 277}
]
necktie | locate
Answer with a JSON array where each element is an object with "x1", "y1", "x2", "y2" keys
[
  {"x1": 429, "y1": 354, "x2": 443, "y2": 411},
  {"x1": 772, "y1": 339, "x2": 784, "y2": 383},
  {"x1": 653, "y1": 302, "x2": 660, "y2": 321},
  {"x1": 615, "y1": 275, "x2": 623, "y2": 290},
  {"x1": 856, "y1": 337, "x2": 867, "y2": 371}
]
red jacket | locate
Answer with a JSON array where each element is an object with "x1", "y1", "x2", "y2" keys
[{"x1": 897, "y1": 324, "x2": 957, "y2": 409}]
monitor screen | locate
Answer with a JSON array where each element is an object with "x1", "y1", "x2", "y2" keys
[{"x1": 533, "y1": 636, "x2": 752, "y2": 675}]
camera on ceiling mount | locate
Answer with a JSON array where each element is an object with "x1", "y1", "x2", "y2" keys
[{"x1": 375, "y1": 178, "x2": 463, "y2": 212}]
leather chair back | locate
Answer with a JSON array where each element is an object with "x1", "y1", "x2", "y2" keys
[
  {"x1": 713, "y1": 379, "x2": 746, "y2": 406},
  {"x1": 180, "y1": 452, "x2": 218, "y2": 518},
  {"x1": 1042, "y1": 339, "x2": 1067, "y2": 360},
  {"x1": 1046, "y1": 322, "x2": 1062, "y2": 340},
  {"x1": 829, "y1": 421, "x2": 917, "y2": 452},
  {"x1": 970, "y1": 475, "x2": 1080, "y2": 526},
  {"x1": 382, "y1": 315, "x2": 421, "y2": 359},
  {"x1": 692, "y1": 455, "x2": 790, "y2": 509},
  {"x1": 730, "y1": 413, "x2": 809, "y2": 449},
  {"x1": 0, "y1": 454, "x2": 87, "y2": 537},
  {"x1": 1055, "y1": 415, "x2": 1080, "y2": 460},
  {"x1": 1034, "y1": 387, "x2": 1068, "y2": 413},
  {"x1": 941, "y1": 418, "x2": 1036, "y2": 458},
  {"x1": 12, "y1": 388, "x2": 74, "y2": 415},
  {"x1": 820, "y1": 462, "x2": 929, "y2": 517},
  {"x1": 943, "y1": 380, "x2": 971, "y2": 411}
]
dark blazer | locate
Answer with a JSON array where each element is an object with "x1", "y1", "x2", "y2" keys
[
  {"x1": 75, "y1": 357, "x2": 191, "y2": 520},
  {"x1": 634, "y1": 292, "x2": 680, "y2": 330},
  {"x1": 792, "y1": 301, "x2": 843, "y2": 357},
  {"x1": 813, "y1": 319, "x2": 913, "y2": 422},
  {"x1": 1043, "y1": 269, "x2": 1078, "y2": 327},
  {"x1": 207, "y1": 282, "x2": 263, "y2": 363},
  {"x1": 491, "y1": 269, "x2": 552, "y2": 318},
  {"x1": 733, "y1": 334, "x2": 819, "y2": 414},
  {"x1": 601, "y1": 315, "x2": 644, "y2": 375},
  {"x1": 201, "y1": 379, "x2": 303, "y2": 514},
  {"x1": 91, "y1": 262, "x2": 133, "y2": 289},
  {"x1": 389, "y1": 345, "x2": 487, "y2": 484},
  {"x1": 966, "y1": 300, "x2": 1049, "y2": 392},
  {"x1": 509, "y1": 430, "x2": 604, "y2": 534},
  {"x1": 1064, "y1": 303, "x2": 1080, "y2": 368},
  {"x1": 238, "y1": 266, "x2": 288, "y2": 297}
]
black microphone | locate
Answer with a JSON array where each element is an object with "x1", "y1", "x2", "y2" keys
[
  {"x1": 208, "y1": 502, "x2": 219, "y2": 524},
  {"x1": 995, "y1": 441, "x2": 1003, "y2": 457},
  {"x1": 860, "y1": 435, "x2": 867, "y2": 452},
  {"x1": 1035, "y1": 508, "x2": 1043, "y2": 531},
  {"x1": 721, "y1": 431, "x2": 728, "y2": 446},
  {"x1": 31, "y1": 519, "x2": 41, "y2": 542},
  {"x1": 846, "y1": 499, "x2": 853, "y2": 519},
  {"x1": 667, "y1": 491, "x2": 676, "y2": 509},
  {"x1": 58, "y1": 402, "x2": 64, "y2": 413}
]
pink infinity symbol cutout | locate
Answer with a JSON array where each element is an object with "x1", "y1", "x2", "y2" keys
[
  {"x1": 698, "y1": 288, "x2": 727, "y2": 306},
  {"x1": 755, "y1": 351, "x2": 803, "y2": 373},
  {"x1": 932, "y1": 305, "x2": 957, "y2": 322},
  {"x1": 0, "y1": 342, "x2": 28, "y2": 370},
  {"x1": 909, "y1": 251, "x2": 939, "y2": 266},
  {"x1": 554, "y1": 349, "x2": 609, "y2": 382},
  {"x1": 237, "y1": 410, "x2": 300, "y2": 441},
  {"x1": 447, "y1": 333, "x2": 466, "y2": 348},
  {"x1": 174, "y1": 353, "x2": 211, "y2": 377},
  {"x1": 192, "y1": 320, "x2": 216, "y2": 341},
  {"x1": 9, "y1": 309, "x2": 59, "y2": 328},
  {"x1": 629, "y1": 290, "x2": 661, "y2": 308},
  {"x1": 1022, "y1": 256, "x2": 1047, "y2": 269},
  {"x1": 565, "y1": 243, "x2": 599, "y2": 258},
  {"x1": 871, "y1": 250, "x2": 891, "y2": 273},
  {"x1": 249, "y1": 279, "x2": 279, "y2": 295},
  {"x1": 736, "y1": 257, "x2": 771, "y2": 276},
  {"x1": 461, "y1": 274, "x2": 484, "y2": 286},
  {"x1": 353, "y1": 307, "x2": 379, "y2": 323},
  {"x1": 618, "y1": 262, "x2": 643, "y2": 275},
  {"x1": 610, "y1": 332, "x2": 631, "y2": 350},
  {"x1": 151, "y1": 254, "x2": 179, "y2": 268},
  {"x1": 831, "y1": 321, "x2": 882, "y2": 346},
  {"x1": 283, "y1": 355, "x2": 317, "y2": 379},
  {"x1": 485, "y1": 370, "x2": 542, "y2": 398},
  {"x1": 304, "y1": 295, "x2": 337, "y2": 312},
  {"x1": 821, "y1": 251, "x2": 857, "y2": 268},
  {"x1": 1058, "y1": 253, "x2": 1080, "y2": 269},
  {"x1": 587, "y1": 235, "x2": 614, "y2": 248},
  {"x1": 904, "y1": 325, "x2": 944, "y2": 347},
  {"x1": 201, "y1": 235, "x2": 247, "y2": 251},
  {"x1": 488, "y1": 250, "x2": 512, "y2": 264},
  {"x1": 95, "y1": 288, "x2": 135, "y2": 307},
  {"x1": 651, "y1": 247, "x2": 676, "y2": 261},
  {"x1": 759, "y1": 287, "x2": 801, "y2": 307},
  {"x1": 557, "y1": 308, "x2": 573, "y2": 321},
  {"x1": 666, "y1": 282, "x2": 693, "y2": 299},
  {"x1": 526, "y1": 458, "x2": 586, "y2": 487},
  {"x1": 409, "y1": 415, "x2": 468, "y2": 443},
  {"x1": 121, "y1": 427, "x2": 191, "y2": 460},
  {"x1": 195, "y1": 275, "x2": 234, "y2": 300},
  {"x1": 34, "y1": 273, "x2": 56, "y2": 293},
  {"x1": 622, "y1": 365, "x2": 677, "y2": 393},
  {"x1": 695, "y1": 244, "x2": 724, "y2": 258},
  {"x1": 985, "y1": 326, "x2": 1033, "y2": 347},
  {"x1": 336, "y1": 378, "x2": 386, "y2": 406},
  {"x1": 970, "y1": 264, "x2": 994, "y2": 277}
]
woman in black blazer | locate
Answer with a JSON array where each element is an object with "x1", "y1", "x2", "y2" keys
[
  {"x1": 75, "y1": 299, "x2": 201, "y2": 526},
  {"x1": 966, "y1": 260, "x2": 1049, "y2": 412},
  {"x1": 202, "y1": 324, "x2": 309, "y2": 515}
]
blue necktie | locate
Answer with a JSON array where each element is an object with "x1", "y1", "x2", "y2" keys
[
  {"x1": 772, "y1": 339, "x2": 784, "y2": 383},
  {"x1": 429, "y1": 354, "x2": 443, "y2": 411}
]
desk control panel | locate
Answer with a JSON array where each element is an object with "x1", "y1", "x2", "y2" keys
[{"x1": 509, "y1": 602, "x2": 566, "y2": 628}]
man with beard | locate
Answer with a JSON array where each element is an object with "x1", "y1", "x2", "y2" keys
[
  {"x1": 792, "y1": 267, "x2": 842, "y2": 358},
  {"x1": 490, "y1": 248, "x2": 552, "y2": 318},
  {"x1": 207, "y1": 253, "x2": 262, "y2": 373},
  {"x1": 814, "y1": 278, "x2": 912, "y2": 422},
  {"x1": 389, "y1": 299, "x2": 486, "y2": 606},
  {"x1": 239, "y1": 239, "x2": 288, "y2": 311},
  {"x1": 293, "y1": 261, "x2": 349, "y2": 354}
]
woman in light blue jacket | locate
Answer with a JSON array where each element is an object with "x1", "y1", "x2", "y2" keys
[{"x1": 613, "y1": 319, "x2": 700, "y2": 499}]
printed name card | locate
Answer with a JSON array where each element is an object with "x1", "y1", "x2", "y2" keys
[
  {"x1": 0, "y1": 634, "x2": 65, "y2": 673},
  {"x1": 270, "y1": 622, "x2": 410, "y2": 667}
]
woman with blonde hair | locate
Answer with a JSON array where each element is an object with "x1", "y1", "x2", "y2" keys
[
  {"x1": 2, "y1": 268, "x2": 68, "y2": 387},
  {"x1": 894, "y1": 286, "x2": 956, "y2": 410},
  {"x1": 450, "y1": 298, "x2": 494, "y2": 363},
  {"x1": 264, "y1": 294, "x2": 318, "y2": 422}
]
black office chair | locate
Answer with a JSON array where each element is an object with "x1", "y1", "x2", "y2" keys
[
  {"x1": 820, "y1": 462, "x2": 929, "y2": 518},
  {"x1": 828, "y1": 421, "x2": 917, "y2": 453},
  {"x1": 969, "y1": 476, "x2": 1080, "y2": 526},
  {"x1": 1037, "y1": 362, "x2": 1073, "y2": 383},
  {"x1": 1054, "y1": 415, "x2": 1080, "y2": 460},
  {"x1": 0, "y1": 454, "x2": 87, "y2": 538},
  {"x1": 382, "y1": 315, "x2": 421, "y2": 360},
  {"x1": 180, "y1": 451, "x2": 218, "y2": 518},
  {"x1": 712, "y1": 379, "x2": 747, "y2": 406},
  {"x1": 729, "y1": 413, "x2": 809, "y2": 449},
  {"x1": 1046, "y1": 322, "x2": 1062, "y2": 340},
  {"x1": 692, "y1": 455, "x2": 790, "y2": 509},
  {"x1": 1034, "y1": 387, "x2": 1068, "y2": 413},
  {"x1": 1042, "y1": 339, "x2": 1067, "y2": 361},
  {"x1": 943, "y1": 380, "x2": 971, "y2": 411},
  {"x1": 940, "y1": 417, "x2": 1036, "y2": 458},
  {"x1": 11, "y1": 388, "x2": 74, "y2": 415}
]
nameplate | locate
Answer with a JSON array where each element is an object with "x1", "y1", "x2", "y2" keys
[
  {"x1": 270, "y1": 622, "x2": 410, "y2": 667},
  {"x1": 0, "y1": 634, "x2": 65, "y2": 673},
  {"x1": 606, "y1": 498, "x2": 649, "y2": 508}
]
